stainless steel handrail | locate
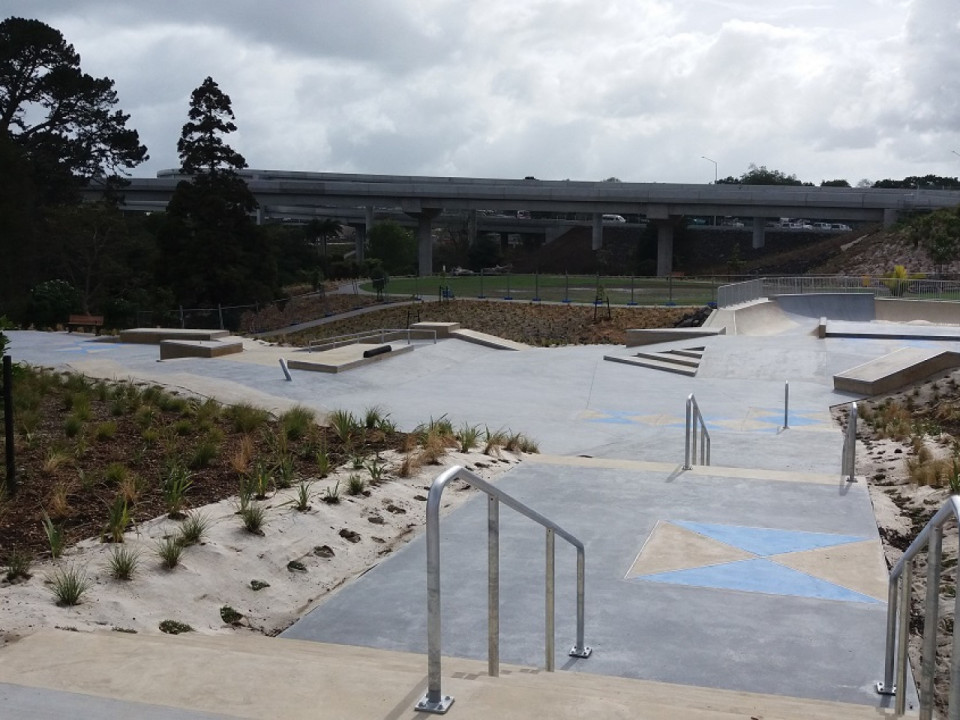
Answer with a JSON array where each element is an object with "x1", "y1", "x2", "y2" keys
[
  {"x1": 307, "y1": 327, "x2": 436, "y2": 352},
  {"x1": 878, "y1": 495, "x2": 960, "y2": 719},
  {"x1": 416, "y1": 465, "x2": 592, "y2": 714},
  {"x1": 684, "y1": 394, "x2": 711, "y2": 470},
  {"x1": 842, "y1": 402, "x2": 857, "y2": 482}
]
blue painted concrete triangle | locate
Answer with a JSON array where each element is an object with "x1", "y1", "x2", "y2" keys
[
  {"x1": 635, "y1": 558, "x2": 879, "y2": 604},
  {"x1": 673, "y1": 521, "x2": 867, "y2": 556}
]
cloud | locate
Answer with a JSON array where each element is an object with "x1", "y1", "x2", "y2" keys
[{"x1": 2, "y1": 0, "x2": 957, "y2": 184}]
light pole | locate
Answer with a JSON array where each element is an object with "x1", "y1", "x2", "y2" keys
[
  {"x1": 701, "y1": 156, "x2": 718, "y2": 226},
  {"x1": 701, "y1": 156, "x2": 718, "y2": 184}
]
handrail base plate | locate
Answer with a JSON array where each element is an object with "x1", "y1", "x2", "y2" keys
[
  {"x1": 416, "y1": 694, "x2": 454, "y2": 714},
  {"x1": 875, "y1": 681, "x2": 896, "y2": 696},
  {"x1": 569, "y1": 645, "x2": 593, "y2": 659}
]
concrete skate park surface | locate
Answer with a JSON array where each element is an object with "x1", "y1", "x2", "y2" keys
[{"x1": 10, "y1": 294, "x2": 960, "y2": 717}]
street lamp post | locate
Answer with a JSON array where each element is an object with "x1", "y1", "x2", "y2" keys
[{"x1": 701, "y1": 156, "x2": 718, "y2": 226}]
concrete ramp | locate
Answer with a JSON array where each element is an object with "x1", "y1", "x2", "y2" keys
[
  {"x1": 450, "y1": 328, "x2": 530, "y2": 350},
  {"x1": 834, "y1": 348, "x2": 960, "y2": 395},
  {"x1": 773, "y1": 293, "x2": 876, "y2": 321},
  {"x1": 708, "y1": 300, "x2": 799, "y2": 336}
]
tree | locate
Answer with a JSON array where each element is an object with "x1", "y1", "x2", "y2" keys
[
  {"x1": 0, "y1": 17, "x2": 147, "y2": 203},
  {"x1": 873, "y1": 175, "x2": 960, "y2": 190},
  {"x1": 368, "y1": 221, "x2": 416, "y2": 275},
  {"x1": 716, "y1": 164, "x2": 809, "y2": 186},
  {"x1": 820, "y1": 179, "x2": 851, "y2": 188},
  {"x1": 909, "y1": 208, "x2": 960, "y2": 273},
  {"x1": 156, "y1": 77, "x2": 276, "y2": 309}
]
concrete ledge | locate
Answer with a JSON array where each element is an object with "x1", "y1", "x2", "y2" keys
[
  {"x1": 834, "y1": 348, "x2": 960, "y2": 395},
  {"x1": 120, "y1": 328, "x2": 230, "y2": 344},
  {"x1": 159, "y1": 339, "x2": 243, "y2": 360},
  {"x1": 410, "y1": 321, "x2": 460, "y2": 338},
  {"x1": 625, "y1": 327, "x2": 723, "y2": 347},
  {"x1": 817, "y1": 317, "x2": 827, "y2": 338},
  {"x1": 288, "y1": 343, "x2": 413, "y2": 373},
  {"x1": 450, "y1": 328, "x2": 529, "y2": 350}
]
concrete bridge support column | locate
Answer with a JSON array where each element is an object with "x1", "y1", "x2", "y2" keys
[
  {"x1": 354, "y1": 207, "x2": 373, "y2": 262},
  {"x1": 883, "y1": 208, "x2": 899, "y2": 228},
  {"x1": 410, "y1": 208, "x2": 441, "y2": 277},
  {"x1": 467, "y1": 210, "x2": 478, "y2": 246},
  {"x1": 655, "y1": 221, "x2": 674, "y2": 277},
  {"x1": 592, "y1": 213, "x2": 603, "y2": 250},
  {"x1": 752, "y1": 217, "x2": 766, "y2": 249}
]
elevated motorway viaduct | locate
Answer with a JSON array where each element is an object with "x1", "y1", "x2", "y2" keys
[{"x1": 105, "y1": 170, "x2": 960, "y2": 276}]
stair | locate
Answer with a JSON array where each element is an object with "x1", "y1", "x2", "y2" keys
[
  {"x1": 604, "y1": 345, "x2": 705, "y2": 376},
  {"x1": 0, "y1": 630, "x2": 903, "y2": 719}
]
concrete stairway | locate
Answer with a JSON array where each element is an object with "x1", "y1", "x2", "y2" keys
[
  {"x1": 604, "y1": 345, "x2": 705, "y2": 376},
  {"x1": 0, "y1": 630, "x2": 903, "y2": 719}
]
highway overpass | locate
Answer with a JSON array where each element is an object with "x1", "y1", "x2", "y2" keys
[{"x1": 102, "y1": 170, "x2": 960, "y2": 276}]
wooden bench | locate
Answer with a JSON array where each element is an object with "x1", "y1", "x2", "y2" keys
[{"x1": 67, "y1": 314, "x2": 105, "y2": 335}]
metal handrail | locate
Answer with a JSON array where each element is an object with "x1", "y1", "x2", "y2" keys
[
  {"x1": 416, "y1": 465, "x2": 592, "y2": 714},
  {"x1": 878, "y1": 495, "x2": 960, "y2": 719},
  {"x1": 842, "y1": 402, "x2": 857, "y2": 482},
  {"x1": 683, "y1": 394, "x2": 711, "y2": 470},
  {"x1": 307, "y1": 327, "x2": 436, "y2": 352}
]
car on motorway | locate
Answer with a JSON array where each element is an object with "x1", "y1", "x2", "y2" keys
[{"x1": 602, "y1": 214, "x2": 626, "y2": 223}]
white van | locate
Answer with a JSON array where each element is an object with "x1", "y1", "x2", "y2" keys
[{"x1": 602, "y1": 214, "x2": 626, "y2": 224}]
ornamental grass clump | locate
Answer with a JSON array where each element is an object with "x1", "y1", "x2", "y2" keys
[
  {"x1": 178, "y1": 512, "x2": 210, "y2": 546},
  {"x1": 41, "y1": 511, "x2": 66, "y2": 559},
  {"x1": 157, "y1": 536, "x2": 183, "y2": 569},
  {"x1": 108, "y1": 545, "x2": 140, "y2": 580},
  {"x1": 280, "y1": 405, "x2": 315, "y2": 441},
  {"x1": 48, "y1": 563, "x2": 91, "y2": 606}
]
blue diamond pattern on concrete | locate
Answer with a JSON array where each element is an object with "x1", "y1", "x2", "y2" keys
[
  {"x1": 673, "y1": 521, "x2": 868, "y2": 556},
  {"x1": 637, "y1": 558, "x2": 880, "y2": 604}
]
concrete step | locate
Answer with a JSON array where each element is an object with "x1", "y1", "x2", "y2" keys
[
  {"x1": 0, "y1": 630, "x2": 901, "y2": 720},
  {"x1": 604, "y1": 354, "x2": 698, "y2": 376},
  {"x1": 665, "y1": 346, "x2": 705, "y2": 359},
  {"x1": 633, "y1": 350, "x2": 701, "y2": 367}
]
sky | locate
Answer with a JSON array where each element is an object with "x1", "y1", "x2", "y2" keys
[{"x1": 5, "y1": 0, "x2": 960, "y2": 185}]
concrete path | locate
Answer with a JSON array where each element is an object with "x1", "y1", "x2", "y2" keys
[{"x1": 3, "y1": 297, "x2": 953, "y2": 716}]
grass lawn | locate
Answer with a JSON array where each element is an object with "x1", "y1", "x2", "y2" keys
[{"x1": 362, "y1": 274, "x2": 722, "y2": 306}]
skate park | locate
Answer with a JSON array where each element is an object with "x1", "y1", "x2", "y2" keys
[{"x1": 3, "y1": 288, "x2": 960, "y2": 718}]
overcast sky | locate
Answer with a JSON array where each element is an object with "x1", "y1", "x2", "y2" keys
[{"x1": 6, "y1": 1, "x2": 960, "y2": 184}]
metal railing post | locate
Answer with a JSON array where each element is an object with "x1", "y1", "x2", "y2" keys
[
  {"x1": 545, "y1": 528, "x2": 555, "y2": 671},
  {"x1": 920, "y1": 526, "x2": 942, "y2": 720},
  {"x1": 896, "y1": 564, "x2": 912, "y2": 716},
  {"x1": 488, "y1": 495, "x2": 500, "y2": 678},
  {"x1": 417, "y1": 466, "x2": 591, "y2": 714},
  {"x1": 843, "y1": 402, "x2": 858, "y2": 482},
  {"x1": 684, "y1": 395, "x2": 693, "y2": 470},
  {"x1": 783, "y1": 381, "x2": 789, "y2": 429}
]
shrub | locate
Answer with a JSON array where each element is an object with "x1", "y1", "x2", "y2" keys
[
  {"x1": 225, "y1": 402, "x2": 269, "y2": 433},
  {"x1": 280, "y1": 405, "x2": 315, "y2": 441},
  {"x1": 47, "y1": 563, "x2": 91, "y2": 606},
  {"x1": 329, "y1": 409, "x2": 359, "y2": 443},
  {"x1": 94, "y1": 420, "x2": 117, "y2": 441},
  {"x1": 104, "y1": 462, "x2": 129, "y2": 486},
  {"x1": 63, "y1": 415, "x2": 83, "y2": 438},
  {"x1": 189, "y1": 436, "x2": 220, "y2": 469},
  {"x1": 159, "y1": 620, "x2": 193, "y2": 634},
  {"x1": 220, "y1": 605, "x2": 243, "y2": 625}
]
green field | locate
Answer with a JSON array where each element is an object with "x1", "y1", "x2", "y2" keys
[{"x1": 361, "y1": 274, "x2": 722, "y2": 306}]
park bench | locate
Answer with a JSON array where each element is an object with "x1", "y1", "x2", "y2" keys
[{"x1": 67, "y1": 314, "x2": 104, "y2": 335}]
